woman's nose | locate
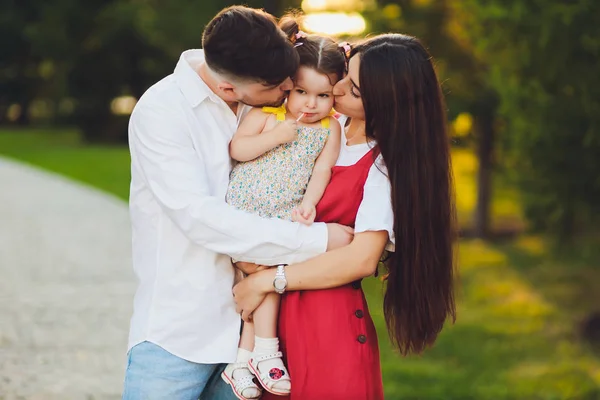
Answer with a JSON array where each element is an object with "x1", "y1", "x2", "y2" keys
[{"x1": 332, "y1": 80, "x2": 344, "y2": 96}]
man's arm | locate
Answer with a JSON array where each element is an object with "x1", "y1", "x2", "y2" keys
[{"x1": 129, "y1": 100, "x2": 327, "y2": 265}]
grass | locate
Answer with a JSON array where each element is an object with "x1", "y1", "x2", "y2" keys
[
  {"x1": 2, "y1": 128, "x2": 600, "y2": 399},
  {"x1": 366, "y1": 237, "x2": 600, "y2": 399},
  {"x1": 0, "y1": 128, "x2": 131, "y2": 199}
]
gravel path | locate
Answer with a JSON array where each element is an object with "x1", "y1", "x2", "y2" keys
[{"x1": 0, "y1": 157, "x2": 135, "y2": 400}]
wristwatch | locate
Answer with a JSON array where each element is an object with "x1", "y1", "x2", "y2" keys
[{"x1": 273, "y1": 264, "x2": 288, "y2": 294}]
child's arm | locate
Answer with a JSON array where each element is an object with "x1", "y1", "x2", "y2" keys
[
  {"x1": 293, "y1": 117, "x2": 342, "y2": 225},
  {"x1": 230, "y1": 108, "x2": 298, "y2": 162}
]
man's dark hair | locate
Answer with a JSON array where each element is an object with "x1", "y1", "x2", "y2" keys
[{"x1": 202, "y1": 6, "x2": 299, "y2": 85}]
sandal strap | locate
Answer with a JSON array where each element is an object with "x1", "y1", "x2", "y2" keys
[
  {"x1": 229, "y1": 361, "x2": 251, "y2": 373},
  {"x1": 235, "y1": 374, "x2": 258, "y2": 391},
  {"x1": 252, "y1": 351, "x2": 283, "y2": 363}
]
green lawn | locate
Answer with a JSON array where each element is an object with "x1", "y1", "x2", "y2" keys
[
  {"x1": 2, "y1": 128, "x2": 599, "y2": 399},
  {"x1": 0, "y1": 128, "x2": 131, "y2": 199}
]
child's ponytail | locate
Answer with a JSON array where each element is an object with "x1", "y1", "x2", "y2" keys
[
  {"x1": 278, "y1": 12, "x2": 346, "y2": 85},
  {"x1": 279, "y1": 14, "x2": 301, "y2": 43}
]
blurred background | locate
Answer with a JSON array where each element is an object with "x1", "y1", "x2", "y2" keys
[{"x1": 1, "y1": 0, "x2": 600, "y2": 399}]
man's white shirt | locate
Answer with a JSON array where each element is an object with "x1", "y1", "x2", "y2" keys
[{"x1": 127, "y1": 49, "x2": 328, "y2": 363}]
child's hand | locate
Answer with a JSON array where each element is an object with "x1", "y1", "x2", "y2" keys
[
  {"x1": 275, "y1": 119, "x2": 299, "y2": 144},
  {"x1": 292, "y1": 203, "x2": 316, "y2": 225}
]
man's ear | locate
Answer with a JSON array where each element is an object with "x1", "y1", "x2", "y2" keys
[{"x1": 217, "y1": 81, "x2": 238, "y2": 102}]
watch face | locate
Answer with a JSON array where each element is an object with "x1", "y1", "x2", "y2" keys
[{"x1": 274, "y1": 278, "x2": 287, "y2": 290}]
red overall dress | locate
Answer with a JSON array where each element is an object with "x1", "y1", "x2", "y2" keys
[{"x1": 264, "y1": 147, "x2": 384, "y2": 400}]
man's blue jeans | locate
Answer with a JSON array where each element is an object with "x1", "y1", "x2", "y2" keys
[{"x1": 122, "y1": 341, "x2": 237, "y2": 400}]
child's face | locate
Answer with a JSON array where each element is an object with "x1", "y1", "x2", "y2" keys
[{"x1": 286, "y1": 66, "x2": 337, "y2": 124}]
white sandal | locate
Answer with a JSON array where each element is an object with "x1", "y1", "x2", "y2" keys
[
  {"x1": 247, "y1": 352, "x2": 291, "y2": 396},
  {"x1": 221, "y1": 362, "x2": 263, "y2": 400}
]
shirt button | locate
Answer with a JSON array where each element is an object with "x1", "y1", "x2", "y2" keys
[
  {"x1": 355, "y1": 310, "x2": 364, "y2": 318},
  {"x1": 351, "y1": 281, "x2": 361, "y2": 289},
  {"x1": 357, "y1": 334, "x2": 367, "y2": 344}
]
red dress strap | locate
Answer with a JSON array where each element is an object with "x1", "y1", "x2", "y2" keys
[
  {"x1": 337, "y1": 145, "x2": 379, "y2": 170},
  {"x1": 315, "y1": 146, "x2": 380, "y2": 227},
  {"x1": 356, "y1": 146, "x2": 379, "y2": 166}
]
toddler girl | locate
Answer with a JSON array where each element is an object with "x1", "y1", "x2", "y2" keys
[{"x1": 220, "y1": 17, "x2": 347, "y2": 400}]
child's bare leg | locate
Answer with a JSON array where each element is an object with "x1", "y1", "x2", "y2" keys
[
  {"x1": 239, "y1": 320, "x2": 255, "y2": 352},
  {"x1": 252, "y1": 292, "x2": 279, "y2": 338},
  {"x1": 250, "y1": 292, "x2": 291, "y2": 393}
]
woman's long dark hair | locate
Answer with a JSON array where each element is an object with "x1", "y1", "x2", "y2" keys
[{"x1": 352, "y1": 34, "x2": 457, "y2": 355}]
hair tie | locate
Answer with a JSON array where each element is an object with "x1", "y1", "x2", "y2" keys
[
  {"x1": 338, "y1": 42, "x2": 351, "y2": 58},
  {"x1": 295, "y1": 31, "x2": 308, "y2": 39}
]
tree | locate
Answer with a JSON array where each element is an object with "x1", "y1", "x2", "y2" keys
[
  {"x1": 368, "y1": 0, "x2": 500, "y2": 237},
  {"x1": 1, "y1": 0, "x2": 244, "y2": 141},
  {"x1": 249, "y1": 0, "x2": 302, "y2": 15},
  {"x1": 457, "y1": 0, "x2": 600, "y2": 236},
  {"x1": 66, "y1": 0, "x2": 225, "y2": 142},
  {"x1": 0, "y1": 0, "x2": 45, "y2": 125}
]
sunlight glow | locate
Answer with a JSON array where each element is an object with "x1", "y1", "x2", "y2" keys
[
  {"x1": 303, "y1": 12, "x2": 367, "y2": 36},
  {"x1": 6, "y1": 104, "x2": 22, "y2": 122},
  {"x1": 301, "y1": 0, "x2": 375, "y2": 12},
  {"x1": 452, "y1": 112, "x2": 473, "y2": 137},
  {"x1": 302, "y1": 0, "x2": 328, "y2": 11},
  {"x1": 111, "y1": 96, "x2": 137, "y2": 116}
]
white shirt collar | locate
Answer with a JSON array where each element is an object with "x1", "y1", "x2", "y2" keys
[{"x1": 174, "y1": 49, "x2": 221, "y2": 108}]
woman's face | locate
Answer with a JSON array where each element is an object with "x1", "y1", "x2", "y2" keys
[{"x1": 332, "y1": 55, "x2": 365, "y2": 120}]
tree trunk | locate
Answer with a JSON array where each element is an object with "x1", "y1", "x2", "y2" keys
[
  {"x1": 16, "y1": 99, "x2": 30, "y2": 125},
  {"x1": 473, "y1": 112, "x2": 495, "y2": 238}
]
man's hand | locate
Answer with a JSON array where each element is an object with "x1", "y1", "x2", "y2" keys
[
  {"x1": 292, "y1": 202, "x2": 316, "y2": 225},
  {"x1": 326, "y1": 223, "x2": 354, "y2": 251},
  {"x1": 235, "y1": 261, "x2": 267, "y2": 275}
]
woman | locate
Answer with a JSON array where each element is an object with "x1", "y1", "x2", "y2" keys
[{"x1": 233, "y1": 33, "x2": 457, "y2": 399}]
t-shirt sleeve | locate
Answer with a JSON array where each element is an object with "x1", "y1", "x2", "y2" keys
[{"x1": 354, "y1": 155, "x2": 395, "y2": 252}]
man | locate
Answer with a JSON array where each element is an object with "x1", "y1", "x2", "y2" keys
[{"x1": 123, "y1": 6, "x2": 352, "y2": 399}]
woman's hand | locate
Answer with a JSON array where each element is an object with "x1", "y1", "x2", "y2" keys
[
  {"x1": 233, "y1": 269, "x2": 274, "y2": 322},
  {"x1": 235, "y1": 261, "x2": 268, "y2": 275}
]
